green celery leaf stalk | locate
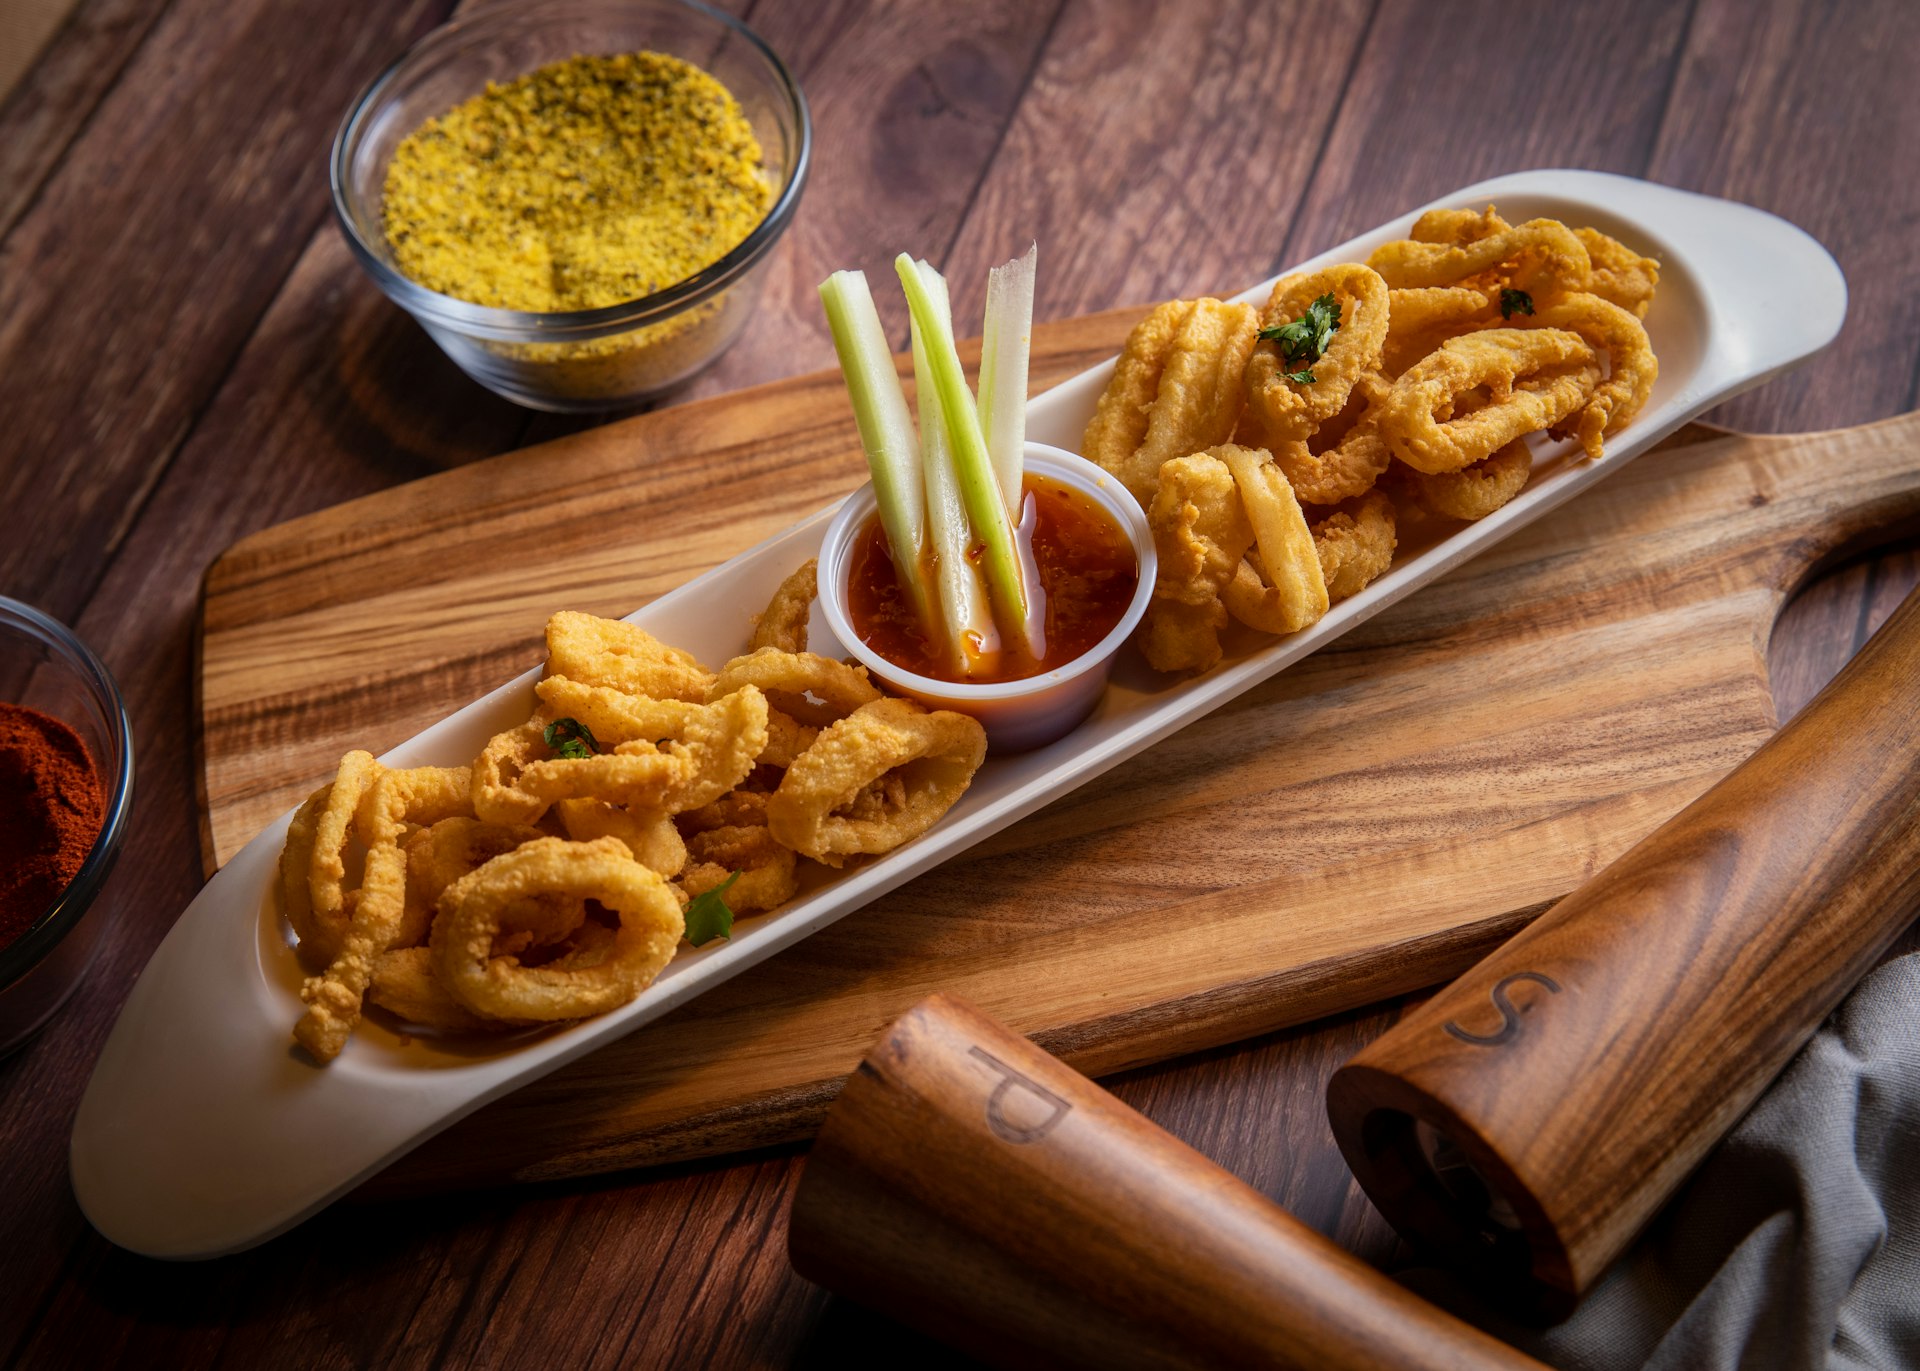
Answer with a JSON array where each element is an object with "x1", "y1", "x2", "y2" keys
[
  {"x1": 977, "y1": 243, "x2": 1036, "y2": 518},
  {"x1": 818, "y1": 269, "x2": 936, "y2": 637},
  {"x1": 894, "y1": 255, "x2": 1031, "y2": 646},
  {"x1": 909, "y1": 269, "x2": 999, "y2": 676}
]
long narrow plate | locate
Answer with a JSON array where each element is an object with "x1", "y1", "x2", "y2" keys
[{"x1": 73, "y1": 171, "x2": 1844, "y2": 1258}]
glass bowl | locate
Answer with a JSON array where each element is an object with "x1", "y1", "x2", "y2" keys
[
  {"x1": 330, "y1": 0, "x2": 811, "y2": 412},
  {"x1": 0, "y1": 598, "x2": 134, "y2": 1053}
]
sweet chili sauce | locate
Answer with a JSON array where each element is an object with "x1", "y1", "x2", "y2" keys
[{"x1": 846, "y1": 472, "x2": 1138, "y2": 684}]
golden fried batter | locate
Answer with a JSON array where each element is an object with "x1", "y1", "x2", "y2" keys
[
  {"x1": 1400, "y1": 438, "x2": 1534, "y2": 521},
  {"x1": 1312, "y1": 489, "x2": 1399, "y2": 602},
  {"x1": 1085, "y1": 298, "x2": 1261, "y2": 508},
  {"x1": 1217, "y1": 446, "x2": 1328, "y2": 635},
  {"x1": 1379, "y1": 329, "x2": 1601, "y2": 474},
  {"x1": 750, "y1": 558, "x2": 816, "y2": 654},
  {"x1": 1246, "y1": 264, "x2": 1390, "y2": 445},
  {"x1": 1140, "y1": 449, "x2": 1257, "y2": 673},
  {"x1": 1575, "y1": 227, "x2": 1660, "y2": 318}
]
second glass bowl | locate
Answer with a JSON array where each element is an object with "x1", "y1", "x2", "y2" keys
[
  {"x1": 331, "y1": 0, "x2": 811, "y2": 412},
  {"x1": 0, "y1": 597, "x2": 134, "y2": 1052}
]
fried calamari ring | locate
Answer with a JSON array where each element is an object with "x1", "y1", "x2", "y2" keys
[
  {"x1": 280, "y1": 784, "x2": 337, "y2": 958},
  {"x1": 402, "y1": 818, "x2": 552, "y2": 947},
  {"x1": 1378, "y1": 329, "x2": 1601, "y2": 475},
  {"x1": 1312, "y1": 489, "x2": 1398, "y2": 602},
  {"x1": 650, "y1": 686, "x2": 769, "y2": 812},
  {"x1": 1081, "y1": 298, "x2": 1263, "y2": 507},
  {"x1": 1400, "y1": 438, "x2": 1534, "y2": 522},
  {"x1": 750, "y1": 558, "x2": 817, "y2": 654},
  {"x1": 368, "y1": 947, "x2": 520, "y2": 1033},
  {"x1": 767, "y1": 698, "x2": 986, "y2": 866},
  {"x1": 1574, "y1": 227, "x2": 1659, "y2": 318},
  {"x1": 484, "y1": 725, "x2": 677, "y2": 814},
  {"x1": 1408, "y1": 205, "x2": 1510, "y2": 245},
  {"x1": 760, "y1": 709, "x2": 820, "y2": 769},
  {"x1": 295, "y1": 763, "x2": 475, "y2": 1061},
  {"x1": 474, "y1": 721, "x2": 552, "y2": 824},
  {"x1": 544, "y1": 610, "x2": 713, "y2": 702},
  {"x1": 296, "y1": 751, "x2": 382, "y2": 960},
  {"x1": 555, "y1": 797, "x2": 687, "y2": 877},
  {"x1": 677, "y1": 788, "x2": 770, "y2": 834},
  {"x1": 432, "y1": 837, "x2": 685, "y2": 1023},
  {"x1": 532, "y1": 677, "x2": 769, "y2": 811},
  {"x1": 511, "y1": 683, "x2": 768, "y2": 816},
  {"x1": 1246, "y1": 264, "x2": 1390, "y2": 444},
  {"x1": 1512, "y1": 293, "x2": 1657, "y2": 459},
  {"x1": 1139, "y1": 448, "x2": 1256, "y2": 674},
  {"x1": 1112, "y1": 298, "x2": 1262, "y2": 507},
  {"x1": 534, "y1": 675, "x2": 722, "y2": 744},
  {"x1": 1368, "y1": 217, "x2": 1591, "y2": 296},
  {"x1": 1382, "y1": 287, "x2": 1500, "y2": 377},
  {"x1": 356, "y1": 764, "x2": 473, "y2": 847},
  {"x1": 1269, "y1": 374, "x2": 1393, "y2": 504},
  {"x1": 1082, "y1": 300, "x2": 1196, "y2": 482},
  {"x1": 1217, "y1": 446, "x2": 1329, "y2": 635},
  {"x1": 405, "y1": 817, "x2": 544, "y2": 895},
  {"x1": 706, "y1": 647, "x2": 881, "y2": 728},
  {"x1": 682, "y1": 823, "x2": 798, "y2": 914},
  {"x1": 296, "y1": 837, "x2": 407, "y2": 1062}
]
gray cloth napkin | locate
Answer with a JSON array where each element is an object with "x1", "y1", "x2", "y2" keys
[{"x1": 1402, "y1": 950, "x2": 1920, "y2": 1370}]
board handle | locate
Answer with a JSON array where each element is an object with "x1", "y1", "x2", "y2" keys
[
  {"x1": 1328, "y1": 585, "x2": 1920, "y2": 1316},
  {"x1": 789, "y1": 993, "x2": 1547, "y2": 1371}
]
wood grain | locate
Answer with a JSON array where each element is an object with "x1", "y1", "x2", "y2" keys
[
  {"x1": 940, "y1": 0, "x2": 1372, "y2": 317},
  {"x1": 0, "y1": 0, "x2": 168, "y2": 237},
  {"x1": 200, "y1": 399, "x2": 1920, "y2": 1192},
  {"x1": 1652, "y1": 0, "x2": 1920, "y2": 434},
  {"x1": 790, "y1": 993, "x2": 1549, "y2": 1370},
  {"x1": 0, "y1": 0, "x2": 458, "y2": 622},
  {"x1": 1278, "y1": 0, "x2": 1692, "y2": 268},
  {"x1": 3, "y1": 1, "x2": 1918, "y2": 1367},
  {"x1": 1331, "y1": 581, "x2": 1920, "y2": 1310}
]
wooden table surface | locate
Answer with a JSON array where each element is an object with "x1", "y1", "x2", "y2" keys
[{"x1": 3, "y1": 1, "x2": 1917, "y2": 1365}]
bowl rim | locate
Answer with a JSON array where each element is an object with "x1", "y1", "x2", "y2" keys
[
  {"x1": 327, "y1": 0, "x2": 813, "y2": 337},
  {"x1": 817, "y1": 443, "x2": 1159, "y2": 703},
  {"x1": 0, "y1": 597, "x2": 135, "y2": 991}
]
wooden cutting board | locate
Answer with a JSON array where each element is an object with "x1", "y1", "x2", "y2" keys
[{"x1": 197, "y1": 310, "x2": 1920, "y2": 1193}]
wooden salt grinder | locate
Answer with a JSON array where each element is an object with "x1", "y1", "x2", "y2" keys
[
  {"x1": 789, "y1": 992, "x2": 1548, "y2": 1371},
  {"x1": 1328, "y1": 585, "x2": 1920, "y2": 1316}
]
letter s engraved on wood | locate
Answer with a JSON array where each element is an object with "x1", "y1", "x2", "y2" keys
[
  {"x1": 1443, "y1": 971, "x2": 1562, "y2": 1047},
  {"x1": 968, "y1": 1046, "x2": 1071, "y2": 1144}
]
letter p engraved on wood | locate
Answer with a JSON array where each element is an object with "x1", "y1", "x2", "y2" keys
[
  {"x1": 968, "y1": 1047, "x2": 1071, "y2": 1144},
  {"x1": 1443, "y1": 971, "x2": 1562, "y2": 1047}
]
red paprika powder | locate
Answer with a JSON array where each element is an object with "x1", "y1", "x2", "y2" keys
[{"x1": 0, "y1": 703, "x2": 106, "y2": 953}]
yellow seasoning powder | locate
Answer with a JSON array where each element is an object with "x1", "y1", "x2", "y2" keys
[
  {"x1": 379, "y1": 51, "x2": 777, "y2": 404},
  {"x1": 383, "y1": 50, "x2": 773, "y2": 311}
]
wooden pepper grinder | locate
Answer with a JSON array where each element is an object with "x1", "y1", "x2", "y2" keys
[
  {"x1": 1328, "y1": 586, "x2": 1920, "y2": 1315},
  {"x1": 789, "y1": 992, "x2": 1549, "y2": 1371}
]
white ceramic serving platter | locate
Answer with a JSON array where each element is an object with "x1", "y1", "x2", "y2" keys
[{"x1": 73, "y1": 170, "x2": 1844, "y2": 1258}]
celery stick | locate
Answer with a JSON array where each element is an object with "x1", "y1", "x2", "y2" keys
[
  {"x1": 977, "y1": 244, "x2": 1036, "y2": 518},
  {"x1": 818, "y1": 269, "x2": 935, "y2": 634},
  {"x1": 909, "y1": 271, "x2": 998, "y2": 675},
  {"x1": 894, "y1": 255, "x2": 1030, "y2": 640}
]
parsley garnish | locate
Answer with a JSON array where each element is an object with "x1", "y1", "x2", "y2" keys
[
  {"x1": 1259, "y1": 292, "x2": 1341, "y2": 383},
  {"x1": 1500, "y1": 287, "x2": 1534, "y2": 319},
  {"x1": 543, "y1": 717, "x2": 598, "y2": 760},
  {"x1": 684, "y1": 872, "x2": 741, "y2": 947}
]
